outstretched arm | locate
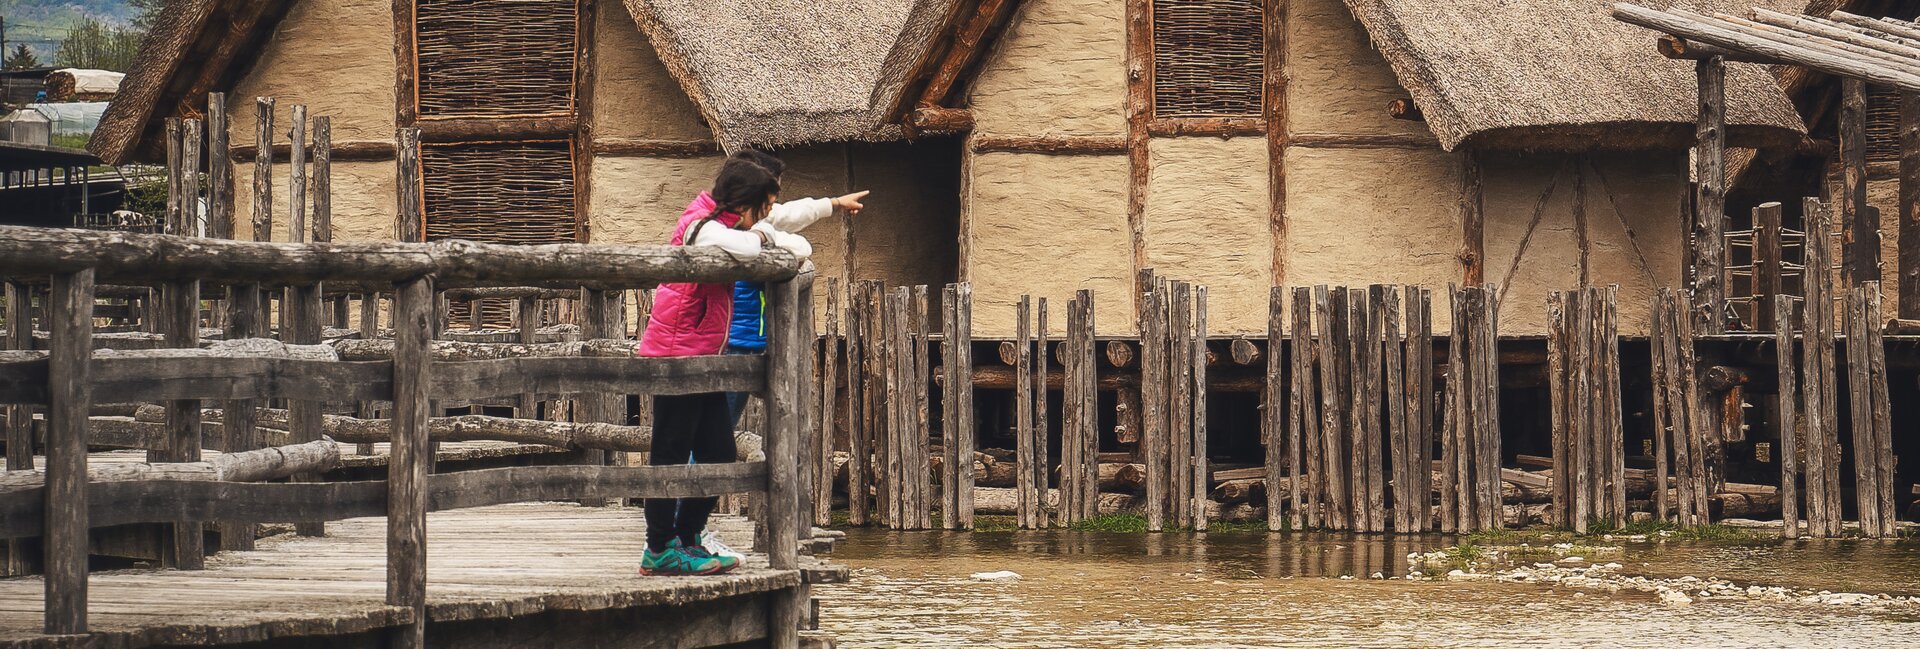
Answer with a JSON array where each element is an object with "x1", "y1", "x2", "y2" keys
[{"x1": 763, "y1": 191, "x2": 870, "y2": 233}]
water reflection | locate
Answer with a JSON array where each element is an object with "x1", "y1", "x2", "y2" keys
[{"x1": 817, "y1": 530, "x2": 1920, "y2": 648}]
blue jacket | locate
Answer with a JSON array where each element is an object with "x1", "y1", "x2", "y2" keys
[{"x1": 726, "y1": 281, "x2": 768, "y2": 352}]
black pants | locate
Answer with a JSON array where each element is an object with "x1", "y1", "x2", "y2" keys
[{"x1": 645, "y1": 392, "x2": 739, "y2": 552}]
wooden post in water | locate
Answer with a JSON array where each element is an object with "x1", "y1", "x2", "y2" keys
[
  {"x1": 821, "y1": 279, "x2": 842, "y2": 528},
  {"x1": 1602, "y1": 286, "x2": 1625, "y2": 528},
  {"x1": 1408, "y1": 287, "x2": 1433, "y2": 531},
  {"x1": 1803, "y1": 198, "x2": 1841, "y2": 537},
  {"x1": 1318, "y1": 286, "x2": 1349, "y2": 530},
  {"x1": 1189, "y1": 288, "x2": 1207, "y2": 531},
  {"x1": 883, "y1": 287, "x2": 904, "y2": 529},
  {"x1": 846, "y1": 282, "x2": 870, "y2": 526},
  {"x1": 1383, "y1": 286, "x2": 1409, "y2": 533},
  {"x1": 1441, "y1": 287, "x2": 1463, "y2": 532},
  {"x1": 1081, "y1": 289, "x2": 1102, "y2": 523},
  {"x1": 1775, "y1": 297, "x2": 1799, "y2": 538},
  {"x1": 1170, "y1": 282, "x2": 1193, "y2": 525},
  {"x1": 1265, "y1": 287, "x2": 1288, "y2": 531},
  {"x1": 1547, "y1": 291, "x2": 1571, "y2": 527},
  {"x1": 913, "y1": 286, "x2": 933, "y2": 530},
  {"x1": 946, "y1": 283, "x2": 975, "y2": 528},
  {"x1": 1291, "y1": 287, "x2": 1319, "y2": 529},
  {"x1": 44, "y1": 269, "x2": 94, "y2": 635},
  {"x1": 1142, "y1": 284, "x2": 1167, "y2": 531},
  {"x1": 1864, "y1": 287, "x2": 1895, "y2": 539},
  {"x1": 1034, "y1": 297, "x2": 1051, "y2": 528},
  {"x1": 1016, "y1": 296, "x2": 1036, "y2": 528},
  {"x1": 1062, "y1": 295, "x2": 1082, "y2": 523}
]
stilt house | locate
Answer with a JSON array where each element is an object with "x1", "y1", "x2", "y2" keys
[{"x1": 91, "y1": 0, "x2": 1835, "y2": 336}]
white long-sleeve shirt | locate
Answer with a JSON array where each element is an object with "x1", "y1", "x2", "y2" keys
[{"x1": 683, "y1": 197, "x2": 832, "y2": 258}]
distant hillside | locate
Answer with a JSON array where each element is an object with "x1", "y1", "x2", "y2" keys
[{"x1": 2, "y1": 0, "x2": 145, "y2": 65}]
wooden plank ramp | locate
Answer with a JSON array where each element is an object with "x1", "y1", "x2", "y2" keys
[{"x1": 0, "y1": 503, "x2": 803, "y2": 648}]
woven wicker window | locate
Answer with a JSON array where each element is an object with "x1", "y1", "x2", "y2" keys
[
  {"x1": 1152, "y1": 0, "x2": 1265, "y2": 118},
  {"x1": 423, "y1": 141, "x2": 578, "y2": 327},
  {"x1": 415, "y1": 0, "x2": 577, "y2": 118},
  {"x1": 1866, "y1": 86, "x2": 1901, "y2": 164}
]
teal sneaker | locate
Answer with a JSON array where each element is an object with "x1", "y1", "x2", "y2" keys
[
  {"x1": 682, "y1": 541, "x2": 741, "y2": 573},
  {"x1": 640, "y1": 540, "x2": 731, "y2": 576}
]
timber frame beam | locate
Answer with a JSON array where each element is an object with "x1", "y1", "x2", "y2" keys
[{"x1": 888, "y1": 0, "x2": 1026, "y2": 132}]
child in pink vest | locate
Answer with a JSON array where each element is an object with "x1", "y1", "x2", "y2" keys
[{"x1": 635, "y1": 154, "x2": 861, "y2": 576}]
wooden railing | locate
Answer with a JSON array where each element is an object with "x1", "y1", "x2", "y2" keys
[{"x1": 0, "y1": 224, "x2": 813, "y2": 647}]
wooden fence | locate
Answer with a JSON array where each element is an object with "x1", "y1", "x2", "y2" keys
[{"x1": 0, "y1": 137, "x2": 814, "y2": 646}]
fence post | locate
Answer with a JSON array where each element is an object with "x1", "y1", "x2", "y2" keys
[
  {"x1": 45, "y1": 268, "x2": 95, "y2": 635},
  {"x1": 763, "y1": 267, "x2": 809, "y2": 649},
  {"x1": 387, "y1": 126, "x2": 430, "y2": 649},
  {"x1": 162, "y1": 279, "x2": 206, "y2": 566},
  {"x1": 388, "y1": 275, "x2": 433, "y2": 649}
]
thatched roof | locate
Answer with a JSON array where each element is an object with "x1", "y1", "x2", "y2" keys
[
  {"x1": 1342, "y1": 0, "x2": 1808, "y2": 151},
  {"x1": 90, "y1": 0, "x2": 297, "y2": 165},
  {"x1": 92, "y1": 0, "x2": 941, "y2": 164},
  {"x1": 622, "y1": 0, "x2": 944, "y2": 148}
]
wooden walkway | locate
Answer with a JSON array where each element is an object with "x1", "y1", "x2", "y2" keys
[{"x1": 0, "y1": 504, "x2": 799, "y2": 648}]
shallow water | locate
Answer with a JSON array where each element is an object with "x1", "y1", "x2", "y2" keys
[{"x1": 816, "y1": 530, "x2": 1920, "y2": 647}]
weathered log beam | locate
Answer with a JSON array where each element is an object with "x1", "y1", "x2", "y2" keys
[
  {"x1": 329, "y1": 338, "x2": 635, "y2": 361},
  {"x1": 1655, "y1": 35, "x2": 1785, "y2": 63},
  {"x1": 415, "y1": 116, "x2": 577, "y2": 143},
  {"x1": 1612, "y1": 5, "x2": 1920, "y2": 93},
  {"x1": 0, "y1": 226, "x2": 802, "y2": 288},
  {"x1": 1287, "y1": 132, "x2": 1440, "y2": 149},
  {"x1": 907, "y1": 106, "x2": 974, "y2": 132},
  {"x1": 590, "y1": 138, "x2": 719, "y2": 158},
  {"x1": 130, "y1": 406, "x2": 764, "y2": 460},
  {"x1": 1147, "y1": 117, "x2": 1265, "y2": 137},
  {"x1": 0, "y1": 439, "x2": 339, "y2": 491},
  {"x1": 969, "y1": 135, "x2": 1129, "y2": 155},
  {"x1": 229, "y1": 141, "x2": 397, "y2": 162}
]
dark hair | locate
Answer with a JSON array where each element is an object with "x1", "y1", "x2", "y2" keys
[
  {"x1": 731, "y1": 149, "x2": 786, "y2": 178},
  {"x1": 709, "y1": 157, "x2": 781, "y2": 220}
]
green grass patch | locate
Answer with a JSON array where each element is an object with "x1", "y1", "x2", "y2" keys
[{"x1": 1067, "y1": 513, "x2": 1149, "y2": 533}]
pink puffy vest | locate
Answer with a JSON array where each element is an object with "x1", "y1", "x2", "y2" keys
[{"x1": 637, "y1": 192, "x2": 742, "y2": 358}]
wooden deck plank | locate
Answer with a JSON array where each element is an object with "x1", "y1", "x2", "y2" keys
[{"x1": 0, "y1": 503, "x2": 800, "y2": 648}]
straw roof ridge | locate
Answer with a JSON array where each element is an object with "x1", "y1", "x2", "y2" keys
[
  {"x1": 625, "y1": 0, "x2": 941, "y2": 148},
  {"x1": 1339, "y1": 0, "x2": 1807, "y2": 152}
]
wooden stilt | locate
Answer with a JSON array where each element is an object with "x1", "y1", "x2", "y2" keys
[
  {"x1": 847, "y1": 282, "x2": 871, "y2": 527},
  {"x1": 1290, "y1": 287, "x2": 1318, "y2": 529},
  {"x1": 1142, "y1": 284, "x2": 1166, "y2": 532},
  {"x1": 1441, "y1": 286, "x2": 1463, "y2": 534},
  {"x1": 1266, "y1": 287, "x2": 1288, "y2": 531},
  {"x1": 1384, "y1": 286, "x2": 1409, "y2": 533},
  {"x1": 1034, "y1": 297, "x2": 1051, "y2": 528},
  {"x1": 1190, "y1": 287, "x2": 1207, "y2": 531},
  {"x1": 1804, "y1": 198, "x2": 1841, "y2": 537},
  {"x1": 1547, "y1": 291, "x2": 1571, "y2": 528},
  {"x1": 913, "y1": 286, "x2": 932, "y2": 530},
  {"x1": 1318, "y1": 286, "x2": 1350, "y2": 530},
  {"x1": 1081, "y1": 289, "x2": 1101, "y2": 523},
  {"x1": 1170, "y1": 282, "x2": 1193, "y2": 525},
  {"x1": 954, "y1": 283, "x2": 976, "y2": 529},
  {"x1": 1407, "y1": 287, "x2": 1433, "y2": 532},
  {"x1": 1016, "y1": 296, "x2": 1036, "y2": 529},
  {"x1": 1775, "y1": 297, "x2": 1799, "y2": 538}
]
